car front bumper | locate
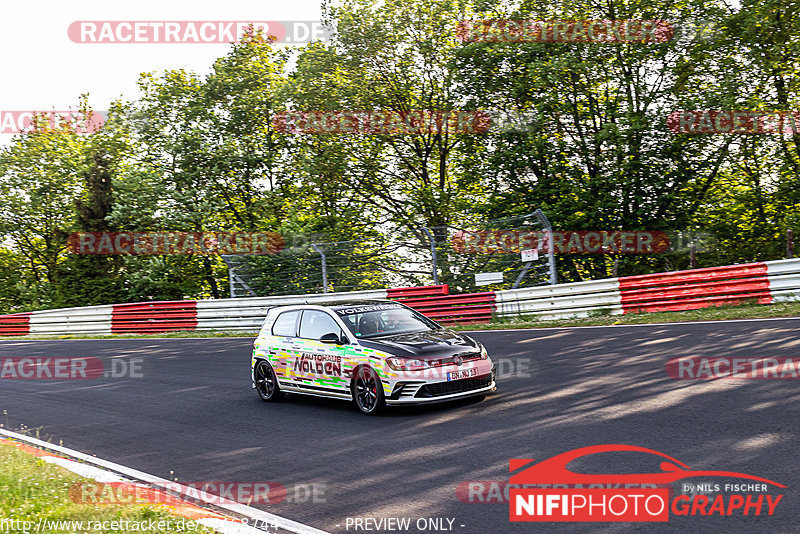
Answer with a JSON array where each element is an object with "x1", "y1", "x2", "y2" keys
[{"x1": 384, "y1": 360, "x2": 496, "y2": 405}]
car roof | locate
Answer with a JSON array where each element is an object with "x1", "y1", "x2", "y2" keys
[
  {"x1": 270, "y1": 299, "x2": 401, "y2": 311},
  {"x1": 325, "y1": 300, "x2": 400, "y2": 310}
]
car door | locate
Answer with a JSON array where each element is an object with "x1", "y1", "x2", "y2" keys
[
  {"x1": 294, "y1": 309, "x2": 349, "y2": 394},
  {"x1": 268, "y1": 309, "x2": 302, "y2": 386}
]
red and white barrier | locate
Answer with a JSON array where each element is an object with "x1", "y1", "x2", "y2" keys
[
  {"x1": 495, "y1": 258, "x2": 800, "y2": 320},
  {"x1": 112, "y1": 301, "x2": 198, "y2": 334},
  {"x1": 1, "y1": 259, "x2": 799, "y2": 335},
  {"x1": 388, "y1": 285, "x2": 496, "y2": 323},
  {"x1": 618, "y1": 262, "x2": 771, "y2": 314},
  {"x1": 0, "y1": 312, "x2": 31, "y2": 335},
  {"x1": 195, "y1": 289, "x2": 388, "y2": 331},
  {"x1": 28, "y1": 305, "x2": 113, "y2": 335}
]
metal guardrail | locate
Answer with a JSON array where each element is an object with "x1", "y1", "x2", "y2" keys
[
  {"x1": 618, "y1": 263, "x2": 771, "y2": 314},
  {"x1": 195, "y1": 289, "x2": 389, "y2": 331},
  {"x1": 494, "y1": 259, "x2": 800, "y2": 321},
  {"x1": 112, "y1": 301, "x2": 198, "y2": 334},
  {"x1": 494, "y1": 279, "x2": 622, "y2": 321},
  {"x1": 767, "y1": 258, "x2": 800, "y2": 302},
  {"x1": 0, "y1": 312, "x2": 31, "y2": 335},
  {"x1": 1, "y1": 260, "x2": 800, "y2": 335},
  {"x1": 390, "y1": 287, "x2": 496, "y2": 323}
]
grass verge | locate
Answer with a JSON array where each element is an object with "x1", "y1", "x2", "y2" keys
[{"x1": 0, "y1": 440, "x2": 215, "y2": 533}]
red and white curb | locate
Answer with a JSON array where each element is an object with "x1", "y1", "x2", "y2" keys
[{"x1": 0, "y1": 428, "x2": 330, "y2": 534}]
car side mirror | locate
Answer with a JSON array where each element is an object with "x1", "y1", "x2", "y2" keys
[{"x1": 320, "y1": 332, "x2": 343, "y2": 345}]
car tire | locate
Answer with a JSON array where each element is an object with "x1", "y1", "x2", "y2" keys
[
  {"x1": 352, "y1": 366, "x2": 386, "y2": 415},
  {"x1": 254, "y1": 360, "x2": 283, "y2": 402}
]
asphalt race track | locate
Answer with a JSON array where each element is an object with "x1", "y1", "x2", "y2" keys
[{"x1": 2, "y1": 318, "x2": 799, "y2": 533}]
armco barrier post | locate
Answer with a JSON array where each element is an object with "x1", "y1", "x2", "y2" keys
[
  {"x1": 311, "y1": 243, "x2": 328, "y2": 293},
  {"x1": 532, "y1": 208, "x2": 557, "y2": 285},
  {"x1": 420, "y1": 227, "x2": 439, "y2": 285}
]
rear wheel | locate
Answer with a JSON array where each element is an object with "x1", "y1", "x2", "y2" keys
[
  {"x1": 254, "y1": 360, "x2": 283, "y2": 401},
  {"x1": 352, "y1": 366, "x2": 385, "y2": 415}
]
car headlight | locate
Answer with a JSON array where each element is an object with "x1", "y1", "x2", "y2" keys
[
  {"x1": 479, "y1": 343, "x2": 489, "y2": 360},
  {"x1": 386, "y1": 357, "x2": 430, "y2": 371}
]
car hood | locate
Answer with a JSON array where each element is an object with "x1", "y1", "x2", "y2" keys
[{"x1": 358, "y1": 329, "x2": 481, "y2": 359}]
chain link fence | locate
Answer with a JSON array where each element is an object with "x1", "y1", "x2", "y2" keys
[
  {"x1": 425, "y1": 210, "x2": 557, "y2": 293},
  {"x1": 223, "y1": 210, "x2": 558, "y2": 297},
  {"x1": 221, "y1": 216, "x2": 800, "y2": 298}
]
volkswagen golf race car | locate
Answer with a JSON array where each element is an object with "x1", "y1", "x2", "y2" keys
[{"x1": 251, "y1": 300, "x2": 496, "y2": 414}]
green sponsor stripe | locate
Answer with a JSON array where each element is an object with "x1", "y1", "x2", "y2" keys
[{"x1": 317, "y1": 378, "x2": 346, "y2": 387}]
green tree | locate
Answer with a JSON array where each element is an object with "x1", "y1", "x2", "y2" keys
[
  {"x1": 455, "y1": 0, "x2": 746, "y2": 280},
  {"x1": 0, "y1": 113, "x2": 89, "y2": 307},
  {"x1": 53, "y1": 145, "x2": 128, "y2": 307}
]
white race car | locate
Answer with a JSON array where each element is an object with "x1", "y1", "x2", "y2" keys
[{"x1": 251, "y1": 300, "x2": 496, "y2": 414}]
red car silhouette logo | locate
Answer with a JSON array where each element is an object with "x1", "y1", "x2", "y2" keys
[{"x1": 509, "y1": 444, "x2": 785, "y2": 487}]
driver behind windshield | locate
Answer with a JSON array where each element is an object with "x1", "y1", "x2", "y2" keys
[
  {"x1": 384, "y1": 309, "x2": 417, "y2": 331},
  {"x1": 358, "y1": 314, "x2": 383, "y2": 336},
  {"x1": 352, "y1": 308, "x2": 438, "y2": 338}
]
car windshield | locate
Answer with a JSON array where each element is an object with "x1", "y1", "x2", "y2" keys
[{"x1": 334, "y1": 304, "x2": 439, "y2": 339}]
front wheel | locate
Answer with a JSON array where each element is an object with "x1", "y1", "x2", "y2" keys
[
  {"x1": 254, "y1": 360, "x2": 283, "y2": 401},
  {"x1": 352, "y1": 367, "x2": 385, "y2": 415}
]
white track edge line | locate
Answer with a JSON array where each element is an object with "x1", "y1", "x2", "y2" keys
[
  {"x1": 0, "y1": 428, "x2": 330, "y2": 534},
  {"x1": 465, "y1": 314, "x2": 800, "y2": 333},
  {"x1": 4, "y1": 314, "x2": 800, "y2": 340}
]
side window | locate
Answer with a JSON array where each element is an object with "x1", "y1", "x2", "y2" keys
[
  {"x1": 340, "y1": 314, "x2": 357, "y2": 333},
  {"x1": 272, "y1": 310, "x2": 300, "y2": 337},
  {"x1": 299, "y1": 310, "x2": 344, "y2": 341}
]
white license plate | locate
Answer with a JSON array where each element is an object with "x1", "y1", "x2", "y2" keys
[{"x1": 447, "y1": 368, "x2": 478, "y2": 381}]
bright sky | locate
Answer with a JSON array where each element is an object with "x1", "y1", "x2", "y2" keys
[{"x1": 0, "y1": 0, "x2": 323, "y2": 118}]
